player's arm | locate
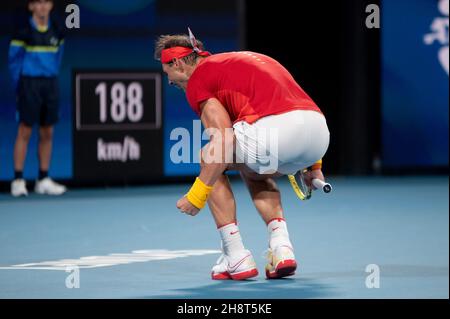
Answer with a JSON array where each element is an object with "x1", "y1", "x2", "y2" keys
[
  {"x1": 310, "y1": 159, "x2": 322, "y2": 171},
  {"x1": 8, "y1": 37, "x2": 26, "y2": 93},
  {"x1": 197, "y1": 97, "x2": 233, "y2": 185},
  {"x1": 304, "y1": 159, "x2": 325, "y2": 189},
  {"x1": 182, "y1": 98, "x2": 233, "y2": 211}
]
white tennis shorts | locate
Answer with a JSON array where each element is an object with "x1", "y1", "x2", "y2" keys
[{"x1": 233, "y1": 110, "x2": 330, "y2": 175}]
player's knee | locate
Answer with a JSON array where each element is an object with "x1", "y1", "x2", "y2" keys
[
  {"x1": 39, "y1": 126, "x2": 54, "y2": 141},
  {"x1": 18, "y1": 124, "x2": 32, "y2": 141},
  {"x1": 265, "y1": 178, "x2": 280, "y2": 192}
]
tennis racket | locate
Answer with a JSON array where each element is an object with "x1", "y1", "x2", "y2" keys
[{"x1": 288, "y1": 169, "x2": 332, "y2": 201}]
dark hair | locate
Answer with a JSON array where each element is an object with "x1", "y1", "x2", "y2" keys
[{"x1": 154, "y1": 34, "x2": 206, "y2": 66}]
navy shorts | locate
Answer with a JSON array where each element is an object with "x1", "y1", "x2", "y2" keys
[{"x1": 17, "y1": 76, "x2": 60, "y2": 126}]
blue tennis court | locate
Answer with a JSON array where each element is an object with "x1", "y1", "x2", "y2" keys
[{"x1": 0, "y1": 176, "x2": 447, "y2": 299}]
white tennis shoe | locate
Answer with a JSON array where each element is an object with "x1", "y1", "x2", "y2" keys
[
  {"x1": 211, "y1": 249, "x2": 258, "y2": 280},
  {"x1": 35, "y1": 177, "x2": 67, "y2": 195},
  {"x1": 265, "y1": 244, "x2": 297, "y2": 279},
  {"x1": 11, "y1": 179, "x2": 28, "y2": 197}
]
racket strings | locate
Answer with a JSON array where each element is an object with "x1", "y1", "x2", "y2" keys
[{"x1": 288, "y1": 170, "x2": 312, "y2": 200}]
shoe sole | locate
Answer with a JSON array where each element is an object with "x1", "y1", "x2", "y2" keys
[
  {"x1": 211, "y1": 271, "x2": 231, "y2": 280},
  {"x1": 212, "y1": 268, "x2": 258, "y2": 280},
  {"x1": 11, "y1": 193, "x2": 28, "y2": 197},
  {"x1": 35, "y1": 190, "x2": 66, "y2": 195},
  {"x1": 266, "y1": 259, "x2": 297, "y2": 279},
  {"x1": 231, "y1": 268, "x2": 258, "y2": 280}
]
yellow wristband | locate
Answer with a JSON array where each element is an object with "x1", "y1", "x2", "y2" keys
[
  {"x1": 310, "y1": 159, "x2": 322, "y2": 171},
  {"x1": 186, "y1": 177, "x2": 213, "y2": 209}
]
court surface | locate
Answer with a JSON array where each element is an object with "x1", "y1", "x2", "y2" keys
[{"x1": 0, "y1": 176, "x2": 448, "y2": 299}]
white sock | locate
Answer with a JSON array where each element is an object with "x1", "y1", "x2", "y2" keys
[
  {"x1": 267, "y1": 217, "x2": 293, "y2": 249},
  {"x1": 218, "y1": 222, "x2": 245, "y2": 256}
]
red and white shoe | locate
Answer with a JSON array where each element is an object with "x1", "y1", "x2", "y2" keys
[
  {"x1": 211, "y1": 249, "x2": 258, "y2": 280},
  {"x1": 265, "y1": 245, "x2": 297, "y2": 279}
]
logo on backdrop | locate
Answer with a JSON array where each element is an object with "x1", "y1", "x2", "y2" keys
[{"x1": 424, "y1": 0, "x2": 449, "y2": 75}]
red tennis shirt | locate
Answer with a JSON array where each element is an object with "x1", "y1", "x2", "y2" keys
[{"x1": 186, "y1": 51, "x2": 322, "y2": 124}]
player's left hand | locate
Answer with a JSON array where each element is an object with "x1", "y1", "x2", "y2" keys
[{"x1": 176, "y1": 196, "x2": 200, "y2": 216}]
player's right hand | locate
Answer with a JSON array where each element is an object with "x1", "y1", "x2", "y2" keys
[{"x1": 304, "y1": 169, "x2": 325, "y2": 189}]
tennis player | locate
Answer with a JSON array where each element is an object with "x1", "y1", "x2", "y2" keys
[{"x1": 155, "y1": 29, "x2": 330, "y2": 280}]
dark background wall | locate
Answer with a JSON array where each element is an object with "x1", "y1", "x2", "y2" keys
[{"x1": 245, "y1": 0, "x2": 381, "y2": 175}]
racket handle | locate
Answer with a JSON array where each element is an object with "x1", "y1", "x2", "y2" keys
[{"x1": 312, "y1": 178, "x2": 332, "y2": 193}]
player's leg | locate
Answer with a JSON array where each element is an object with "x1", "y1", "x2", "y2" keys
[
  {"x1": 13, "y1": 123, "x2": 33, "y2": 173},
  {"x1": 239, "y1": 168, "x2": 283, "y2": 223},
  {"x1": 204, "y1": 157, "x2": 258, "y2": 280},
  {"x1": 239, "y1": 168, "x2": 297, "y2": 279},
  {"x1": 34, "y1": 78, "x2": 66, "y2": 195},
  {"x1": 11, "y1": 77, "x2": 38, "y2": 197},
  {"x1": 207, "y1": 173, "x2": 237, "y2": 228},
  {"x1": 38, "y1": 125, "x2": 53, "y2": 174},
  {"x1": 35, "y1": 134, "x2": 66, "y2": 195},
  {"x1": 11, "y1": 123, "x2": 33, "y2": 196}
]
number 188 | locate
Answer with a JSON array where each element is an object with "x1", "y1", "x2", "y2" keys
[{"x1": 95, "y1": 82, "x2": 144, "y2": 123}]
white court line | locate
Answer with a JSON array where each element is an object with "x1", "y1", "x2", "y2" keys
[{"x1": 0, "y1": 249, "x2": 221, "y2": 271}]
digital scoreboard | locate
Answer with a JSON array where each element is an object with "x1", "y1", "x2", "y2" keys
[{"x1": 73, "y1": 71, "x2": 164, "y2": 183}]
